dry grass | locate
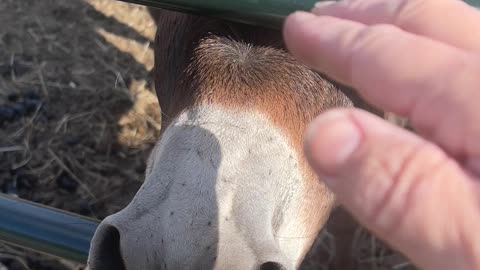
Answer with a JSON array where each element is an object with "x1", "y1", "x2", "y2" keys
[
  {"x1": 0, "y1": 0, "x2": 159, "y2": 268},
  {"x1": 0, "y1": 0, "x2": 415, "y2": 269}
]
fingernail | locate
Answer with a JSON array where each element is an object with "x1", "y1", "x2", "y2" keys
[
  {"x1": 312, "y1": 1, "x2": 336, "y2": 12},
  {"x1": 305, "y1": 110, "x2": 361, "y2": 175}
]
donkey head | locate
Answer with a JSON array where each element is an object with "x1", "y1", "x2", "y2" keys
[{"x1": 88, "y1": 9, "x2": 353, "y2": 270}]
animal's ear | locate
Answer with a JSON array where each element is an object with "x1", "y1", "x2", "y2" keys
[{"x1": 151, "y1": 9, "x2": 198, "y2": 124}]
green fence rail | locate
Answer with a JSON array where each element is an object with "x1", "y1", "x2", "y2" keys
[
  {"x1": 119, "y1": 0, "x2": 480, "y2": 28},
  {"x1": 0, "y1": 194, "x2": 99, "y2": 264},
  {"x1": 119, "y1": 0, "x2": 318, "y2": 28}
]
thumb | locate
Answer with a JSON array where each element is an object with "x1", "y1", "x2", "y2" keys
[{"x1": 305, "y1": 108, "x2": 480, "y2": 270}]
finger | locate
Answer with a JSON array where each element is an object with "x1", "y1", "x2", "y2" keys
[
  {"x1": 304, "y1": 108, "x2": 480, "y2": 270},
  {"x1": 283, "y1": 13, "x2": 480, "y2": 163},
  {"x1": 311, "y1": 0, "x2": 480, "y2": 52},
  {"x1": 283, "y1": 12, "x2": 478, "y2": 115}
]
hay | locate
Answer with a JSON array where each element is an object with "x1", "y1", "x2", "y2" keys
[{"x1": 0, "y1": 0, "x2": 159, "y2": 268}]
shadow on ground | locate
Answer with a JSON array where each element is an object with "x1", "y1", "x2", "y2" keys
[{"x1": 0, "y1": 0, "x2": 160, "y2": 268}]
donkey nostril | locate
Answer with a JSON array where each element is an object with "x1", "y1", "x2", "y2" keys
[
  {"x1": 259, "y1": 261, "x2": 286, "y2": 270},
  {"x1": 88, "y1": 224, "x2": 126, "y2": 270}
]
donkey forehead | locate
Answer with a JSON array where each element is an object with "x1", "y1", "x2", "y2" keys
[
  {"x1": 180, "y1": 36, "x2": 350, "y2": 110},
  {"x1": 152, "y1": 10, "x2": 353, "y2": 152},
  {"x1": 152, "y1": 10, "x2": 353, "y2": 143},
  {"x1": 159, "y1": 36, "x2": 352, "y2": 155}
]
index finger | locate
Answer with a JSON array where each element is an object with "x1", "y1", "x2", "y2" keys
[
  {"x1": 283, "y1": 12, "x2": 480, "y2": 118},
  {"x1": 311, "y1": 0, "x2": 480, "y2": 52}
]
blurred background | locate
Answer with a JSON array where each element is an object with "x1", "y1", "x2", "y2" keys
[{"x1": 1, "y1": 0, "x2": 478, "y2": 269}]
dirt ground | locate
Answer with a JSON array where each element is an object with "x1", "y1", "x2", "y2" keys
[{"x1": 0, "y1": 0, "x2": 416, "y2": 269}]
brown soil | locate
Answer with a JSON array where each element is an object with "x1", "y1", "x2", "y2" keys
[{"x1": 0, "y1": 0, "x2": 415, "y2": 269}]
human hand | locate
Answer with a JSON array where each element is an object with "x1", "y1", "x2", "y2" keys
[{"x1": 283, "y1": 0, "x2": 480, "y2": 269}]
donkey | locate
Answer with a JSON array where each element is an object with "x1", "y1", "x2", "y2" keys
[{"x1": 87, "y1": 8, "x2": 369, "y2": 270}]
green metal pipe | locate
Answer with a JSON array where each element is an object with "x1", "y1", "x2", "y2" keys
[
  {"x1": 0, "y1": 194, "x2": 99, "y2": 264},
  {"x1": 117, "y1": 0, "x2": 480, "y2": 29},
  {"x1": 117, "y1": 0, "x2": 319, "y2": 29}
]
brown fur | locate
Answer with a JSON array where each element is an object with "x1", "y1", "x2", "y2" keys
[
  {"x1": 151, "y1": 8, "x2": 353, "y2": 166},
  {"x1": 149, "y1": 8, "x2": 370, "y2": 268}
]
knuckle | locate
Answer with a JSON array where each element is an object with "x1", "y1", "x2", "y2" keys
[
  {"x1": 366, "y1": 141, "x2": 449, "y2": 236},
  {"x1": 348, "y1": 23, "x2": 401, "y2": 80},
  {"x1": 365, "y1": 24, "x2": 401, "y2": 37},
  {"x1": 348, "y1": 23, "x2": 401, "y2": 79},
  {"x1": 392, "y1": 0, "x2": 435, "y2": 26},
  {"x1": 352, "y1": 23, "x2": 401, "y2": 54}
]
